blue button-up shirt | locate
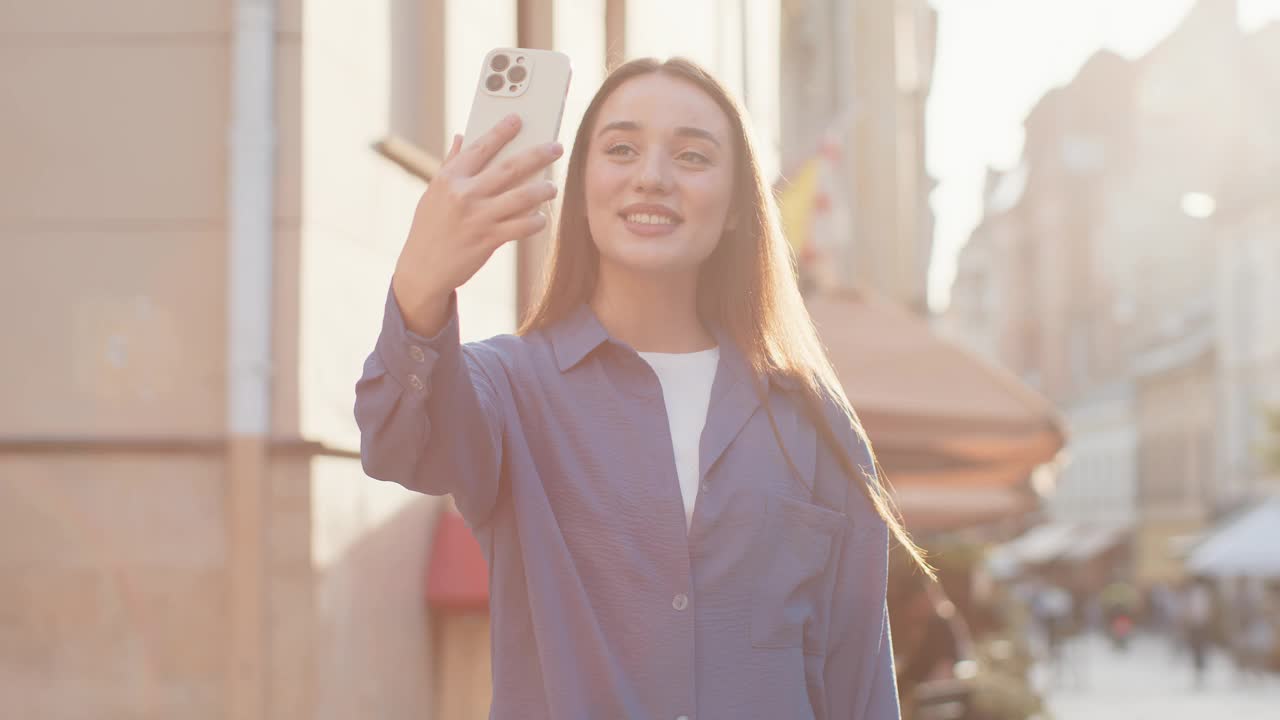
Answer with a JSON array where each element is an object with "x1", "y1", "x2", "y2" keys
[{"x1": 355, "y1": 286, "x2": 900, "y2": 719}]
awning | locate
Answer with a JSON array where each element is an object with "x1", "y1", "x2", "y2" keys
[
  {"x1": 1185, "y1": 496, "x2": 1280, "y2": 578},
  {"x1": 894, "y1": 483, "x2": 1039, "y2": 534},
  {"x1": 806, "y1": 289, "x2": 1066, "y2": 481},
  {"x1": 1060, "y1": 524, "x2": 1129, "y2": 563},
  {"x1": 807, "y1": 290, "x2": 1065, "y2": 533},
  {"x1": 1000, "y1": 522, "x2": 1081, "y2": 566},
  {"x1": 987, "y1": 521, "x2": 1128, "y2": 577}
]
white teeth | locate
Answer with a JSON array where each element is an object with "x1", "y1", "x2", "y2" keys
[{"x1": 625, "y1": 213, "x2": 675, "y2": 225}]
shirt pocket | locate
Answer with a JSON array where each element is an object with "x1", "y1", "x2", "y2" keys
[{"x1": 750, "y1": 492, "x2": 848, "y2": 650}]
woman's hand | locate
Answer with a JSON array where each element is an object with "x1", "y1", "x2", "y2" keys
[{"x1": 392, "y1": 114, "x2": 563, "y2": 335}]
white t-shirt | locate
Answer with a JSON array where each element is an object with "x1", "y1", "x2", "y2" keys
[{"x1": 637, "y1": 346, "x2": 720, "y2": 530}]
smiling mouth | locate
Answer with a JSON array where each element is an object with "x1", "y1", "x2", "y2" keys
[{"x1": 619, "y1": 212, "x2": 682, "y2": 226}]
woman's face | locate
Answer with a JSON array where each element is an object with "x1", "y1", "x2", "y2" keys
[{"x1": 583, "y1": 73, "x2": 737, "y2": 277}]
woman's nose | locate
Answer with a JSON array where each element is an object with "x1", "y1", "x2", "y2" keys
[{"x1": 635, "y1": 151, "x2": 672, "y2": 194}]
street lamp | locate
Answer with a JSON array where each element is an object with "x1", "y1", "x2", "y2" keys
[{"x1": 1180, "y1": 191, "x2": 1217, "y2": 219}]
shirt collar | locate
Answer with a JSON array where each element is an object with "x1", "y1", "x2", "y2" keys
[
  {"x1": 548, "y1": 302, "x2": 611, "y2": 373},
  {"x1": 547, "y1": 301, "x2": 755, "y2": 388}
]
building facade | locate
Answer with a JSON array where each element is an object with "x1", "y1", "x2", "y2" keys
[
  {"x1": 1212, "y1": 20, "x2": 1280, "y2": 504},
  {"x1": 938, "y1": 165, "x2": 1032, "y2": 372},
  {"x1": 944, "y1": 48, "x2": 1140, "y2": 545},
  {"x1": 780, "y1": 0, "x2": 937, "y2": 311},
  {"x1": 1050, "y1": 383, "x2": 1139, "y2": 531},
  {"x1": 945, "y1": 1, "x2": 1280, "y2": 586}
]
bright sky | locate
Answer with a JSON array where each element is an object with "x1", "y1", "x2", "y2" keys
[{"x1": 926, "y1": 0, "x2": 1280, "y2": 312}]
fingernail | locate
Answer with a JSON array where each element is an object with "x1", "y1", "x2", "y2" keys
[
  {"x1": 550, "y1": 142, "x2": 564, "y2": 157},
  {"x1": 505, "y1": 114, "x2": 520, "y2": 127}
]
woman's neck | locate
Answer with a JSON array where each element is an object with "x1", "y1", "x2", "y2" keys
[{"x1": 589, "y1": 268, "x2": 715, "y2": 353}]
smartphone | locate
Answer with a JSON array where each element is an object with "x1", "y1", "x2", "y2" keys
[{"x1": 462, "y1": 48, "x2": 573, "y2": 173}]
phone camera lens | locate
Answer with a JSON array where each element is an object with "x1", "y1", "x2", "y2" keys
[
  {"x1": 490, "y1": 54, "x2": 511, "y2": 72},
  {"x1": 507, "y1": 65, "x2": 528, "y2": 83},
  {"x1": 485, "y1": 73, "x2": 504, "y2": 91}
]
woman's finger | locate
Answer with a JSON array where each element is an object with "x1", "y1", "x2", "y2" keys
[
  {"x1": 452, "y1": 114, "x2": 523, "y2": 177},
  {"x1": 483, "y1": 179, "x2": 558, "y2": 222},
  {"x1": 484, "y1": 212, "x2": 548, "y2": 250},
  {"x1": 444, "y1": 133, "x2": 463, "y2": 163},
  {"x1": 472, "y1": 141, "x2": 564, "y2": 197}
]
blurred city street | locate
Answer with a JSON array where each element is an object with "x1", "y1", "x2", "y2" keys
[{"x1": 1039, "y1": 632, "x2": 1280, "y2": 720}]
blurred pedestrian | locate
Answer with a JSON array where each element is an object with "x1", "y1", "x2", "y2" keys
[
  {"x1": 1100, "y1": 579, "x2": 1138, "y2": 652},
  {"x1": 1148, "y1": 581, "x2": 1174, "y2": 633},
  {"x1": 1233, "y1": 586, "x2": 1275, "y2": 684},
  {"x1": 1183, "y1": 579, "x2": 1214, "y2": 689}
]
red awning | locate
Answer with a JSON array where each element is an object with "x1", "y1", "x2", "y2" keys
[
  {"x1": 894, "y1": 483, "x2": 1040, "y2": 534},
  {"x1": 425, "y1": 510, "x2": 489, "y2": 611},
  {"x1": 806, "y1": 289, "x2": 1066, "y2": 529}
]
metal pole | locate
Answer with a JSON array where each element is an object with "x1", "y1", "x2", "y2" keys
[{"x1": 226, "y1": 0, "x2": 276, "y2": 717}]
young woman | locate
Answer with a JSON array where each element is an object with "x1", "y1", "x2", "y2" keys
[{"x1": 356, "y1": 56, "x2": 930, "y2": 719}]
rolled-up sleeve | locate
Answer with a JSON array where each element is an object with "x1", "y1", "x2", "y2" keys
[{"x1": 353, "y1": 284, "x2": 506, "y2": 526}]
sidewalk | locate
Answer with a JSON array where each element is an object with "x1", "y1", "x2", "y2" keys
[{"x1": 1036, "y1": 632, "x2": 1280, "y2": 720}]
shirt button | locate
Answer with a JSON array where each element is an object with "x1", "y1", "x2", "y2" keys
[
  {"x1": 408, "y1": 345, "x2": 426, "y2": 363},
  {"x1": 408, "y1": 374, "x2": 425, "y2": 392},
  {"x1": 676, "y1": 715, "x2": 690, "y2": 720},
  {"x1": 672, "y1": 593, "x2": 689, "y2": 611}
]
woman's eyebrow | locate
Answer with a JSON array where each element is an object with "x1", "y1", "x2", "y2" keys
[
  {"x1": 596, "y1": 120, "x2": 722, "y2": 148},
  {"x1": 674, "y1": 126, "x2": 721, "y2": 148},
  {"x1": 597, "y1": 120, "x2": 640, "y2": 136}
]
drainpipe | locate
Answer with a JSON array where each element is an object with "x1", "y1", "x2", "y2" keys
[{"x1": 226, "y1": 1, "x2": 275, "y2": 718}]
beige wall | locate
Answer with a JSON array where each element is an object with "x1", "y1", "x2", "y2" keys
[
  {"x1": 1133, "y1": 350, "x2": 1216, "y2": 585},
  {"x1": 0, "y1": 459, "x2": 228, "y2": 718},
  {"x1": 4, "y1": 28, "x2": 225, "y2": 438},
  {"x1": 0, "y1": 451, "x2": 315, "y2": 719},
  {"x1": 0, "y1": 1, "x2": 305, "y2": 718},
  {"x1": 1135, "y1": 350, "x2": 1216, "y2": 522}
]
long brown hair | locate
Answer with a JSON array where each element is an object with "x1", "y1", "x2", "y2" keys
[{"x1": 519, "y1": 57, "x2": 932, "y2": 577}]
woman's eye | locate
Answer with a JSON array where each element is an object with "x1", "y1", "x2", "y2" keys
[
  {"x1": 605, "y1": 143, "x2": 636, "y2": 157},
  {"x1": 678, "y1": 151, "x2": 710, "y2": 165}
]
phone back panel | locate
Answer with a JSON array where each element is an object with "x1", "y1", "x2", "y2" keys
[{"x1": 462, "y1": 48, "x2": 572, "y2": 171}]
